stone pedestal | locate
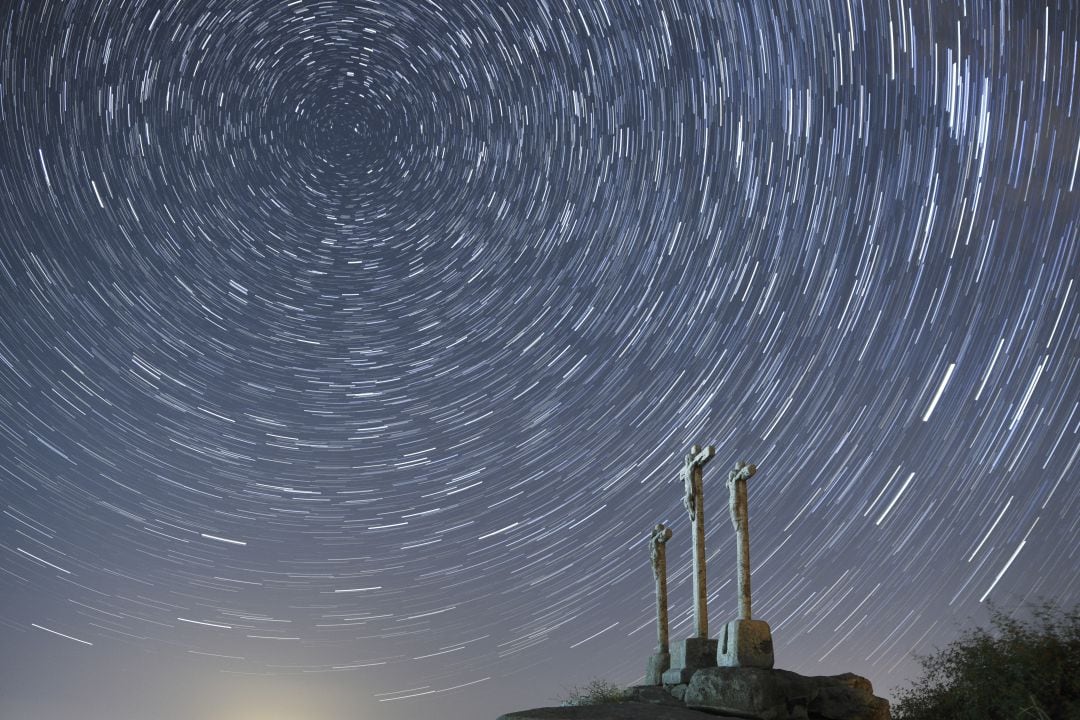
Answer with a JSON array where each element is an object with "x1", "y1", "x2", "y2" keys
[
  {"x1": 645, "y1": 651, "x2": 671, "y2": 685},
  {"x1": 661, "y1": 637, "x2": 717, "y2": 684},
  {"x1": 717, "y1": 618, "x2": 774, "y2": 669}
]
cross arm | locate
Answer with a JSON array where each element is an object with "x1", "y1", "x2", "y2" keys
[
  {"x1": 728, "y1": 461, "x2": 757, "y2": 482},
  {"x1": 687, "y1": 444, "x2": 716, "y2": 468}
]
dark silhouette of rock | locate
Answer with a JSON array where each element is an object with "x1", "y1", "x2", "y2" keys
[{"x1": 497, "y1": 701, "x2": 742, "y2": 719}]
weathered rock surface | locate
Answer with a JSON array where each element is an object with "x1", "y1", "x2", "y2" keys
[
  {"x1": 684, "y1": 668, "x2": 889, "y2": 720},
  {"x1": 624, "y1": 685, "x2": 687, "y2": 706},
  {"x1": 497, "y1": 702, "x2": 742, "y2": 719}
]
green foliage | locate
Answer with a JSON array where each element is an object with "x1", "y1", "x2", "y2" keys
[
  {"x1": 557, "y1": 678, "x2": 631, "y2": 706},
  {"x1": 892, "y1": 602, "x2": 1080, "y2": 720}
]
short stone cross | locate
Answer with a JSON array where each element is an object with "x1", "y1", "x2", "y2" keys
[
  {"x1": 650, "y1": 523, "x2": 673, "y2": 650},
  {"x1": 645, "y1": 523, "x2": 673, "y2": 685}
]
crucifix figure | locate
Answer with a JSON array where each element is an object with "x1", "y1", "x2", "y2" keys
[
  {"x1": 681, "y1": 444, "x2": 715, "y2": 639},
  {"x1": 726, "y1": 461, "x2": 757, "y2": 619}
]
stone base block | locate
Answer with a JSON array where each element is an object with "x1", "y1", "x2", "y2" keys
[
  {"x1": 661, "y1": 668, "x2": 697, "y2": 685},
  {"x1": 718, "y1": 619, "x2": 774, "y2": 669},
  {"x1": 644, "y1": 652, "x2": 671, "y2": 685},
  {"x1": 661, "y1": 637, "x2": 717, "y2": 684}
]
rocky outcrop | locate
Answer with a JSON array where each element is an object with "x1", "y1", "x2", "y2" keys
[{"x1": 499, "y1": 669, "x2": 889, "y2": 720}]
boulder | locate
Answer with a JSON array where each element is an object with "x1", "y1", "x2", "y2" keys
[
  {"x1": 683, "y1": 668, "x2": 890, "y2": 720},
  {"x1": 683, "y1": 667, "x2": 787, "y2": 718},
  {"x1": 807, "y1": 683, "x2": 890, "y2": 720}
]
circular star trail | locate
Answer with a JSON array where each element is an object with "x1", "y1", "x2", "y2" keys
[{"x1": 1, "y1": 1, "x2": 1078, "y2": 719}]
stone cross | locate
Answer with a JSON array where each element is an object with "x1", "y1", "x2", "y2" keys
[
  {"x1": 726, "y1": 461, "x2": 757, "y2": 620},
  {"x1": 649, "y1": 523, "x2": 673, "y2": 653},
  {"x1": 681, "y1": 444, "x2": 716, "y2": 639}
]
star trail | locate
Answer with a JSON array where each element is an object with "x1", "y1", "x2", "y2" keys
[{"x1": 1, "y1": 1, "x2": 1078, "y2": 719}]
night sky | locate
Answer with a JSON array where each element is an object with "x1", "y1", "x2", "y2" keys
[{"x1": 1, "y1": 1, "x2": 1078, "y2": 719}]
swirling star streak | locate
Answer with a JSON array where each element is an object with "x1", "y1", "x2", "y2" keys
[{"x1": 1, "y1": 1, "x2": 1078, "y2": 719}]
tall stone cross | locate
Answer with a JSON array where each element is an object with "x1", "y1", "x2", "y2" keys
[
  {"x1": 717, "y1": 460, "x2": 773, "y2": 670},
  {"x1": 726, "y1": 461, "x2": 757, "y2": 619},
  {"x1": 681, "y1": 444, "x2": 715, "y2": 639}
]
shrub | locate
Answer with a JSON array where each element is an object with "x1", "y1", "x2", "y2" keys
[
  {"x1": 892, "y1": 602, "x2": 1079, "y2": 720},
  {"x1": 557, "y1": 678, "x2": 631, "y2": 706}
]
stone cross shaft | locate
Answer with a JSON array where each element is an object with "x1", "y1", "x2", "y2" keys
[
  {"x1": 726, "y1": 461, "x2": 757, "y2": 620},
  {"x1": 681, "y1": 444, "x2": 716, "y2": 639},
  {"x1": 650, "y1": 523, "x2": 673, "y2": 653}
]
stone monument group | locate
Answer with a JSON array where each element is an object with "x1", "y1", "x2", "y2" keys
[
  {"x1": 647, "y1": 445, "x2": 774, "y2": 685},
  {"x1": 500, "y1": 444, "x2": 892, "y2": 718}
]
